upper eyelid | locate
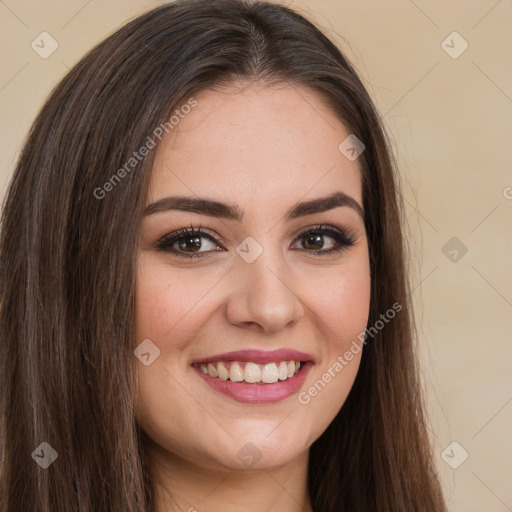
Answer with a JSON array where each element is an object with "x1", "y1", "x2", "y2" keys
[{"x1": 157, "y1": 224, "x2": 354, "y2": 249}]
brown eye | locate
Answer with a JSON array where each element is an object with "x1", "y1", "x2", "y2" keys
[
  {"x1": 156, "y1": 226, "x2": 223, "y2": 258},
  {"x1": 301, "y1": 233, "x2": 332, "y2": 251},
  {"x1": 156, "y1": 224, "x2": 355, "y2": 260},
  {"x1": 291, "y1": 225, "x2": 355, "y2": 255}
]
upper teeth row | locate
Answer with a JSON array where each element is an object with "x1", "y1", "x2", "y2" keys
[{"x1": 199, "y1": 360, "x2": 301, "y2": 383}]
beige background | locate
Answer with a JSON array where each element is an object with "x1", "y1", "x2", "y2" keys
[{"x1": 1, "y1": 1, "x2": 511, "y2": 510}]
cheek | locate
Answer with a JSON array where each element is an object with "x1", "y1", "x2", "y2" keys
[
  {"x1": 295, "y1": 257, "x2": 370, "y2": 435},
  {"x1": 321, "y1": 270, "x2": 371, "y2": 344},
  {"x1": 303, "y1": 252, "x2": 371, "y2": 350},
  {"x1": 134, "y1": 255, "x2": 215, "y2": 347}
]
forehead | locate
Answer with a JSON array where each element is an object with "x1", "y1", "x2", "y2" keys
[{"x1": 147, "y1": 82, "x2": 363, "y2": 210}]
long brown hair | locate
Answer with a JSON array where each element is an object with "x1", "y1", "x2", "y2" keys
[{"x1": 0, "y1": 1, "x2": 447, "y2": 510}]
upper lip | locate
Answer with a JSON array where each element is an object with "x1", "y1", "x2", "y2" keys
[{"x1": 191, "y1": 349, "x2": 315, "y2": 365}]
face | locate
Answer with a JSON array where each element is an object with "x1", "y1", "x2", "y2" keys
[{"x1": 134, "y1": 82, "x2": 371, "y2": 473}]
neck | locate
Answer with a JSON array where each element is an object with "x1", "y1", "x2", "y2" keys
[{"x1": 146, "y1": 442, "x2": 313, "y2": 512}]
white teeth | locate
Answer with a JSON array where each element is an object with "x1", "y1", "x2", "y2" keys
[
  {"x1": 244, "y1": 362, "x2": 261, "y2": 383},
  {"x1": 229, "y1": 361, "x2": 244, "y2": 382},
  {"x1": 261, "y1": 363, "x2": 279, "y2": 383},
  {"x1": 197, "y1": 359, "x2": 304, "y2": 383},
  {"x1": 207, "y1": 363, "x2": 218, "y2": 378},
  {"x1": 278, "y1": 361, "x2": 288, "y2": 380},
  {"x1": 217, "y1": 362, "x2": 229, "y2": 380}
]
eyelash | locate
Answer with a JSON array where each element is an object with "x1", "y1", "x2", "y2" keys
[{"x1": 155, "y1": 222, "x2": 356, "y2": 260}]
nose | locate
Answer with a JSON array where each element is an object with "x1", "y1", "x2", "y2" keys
[{"x1": 225, "y1": 247, "x2": 305, "y2": 333}]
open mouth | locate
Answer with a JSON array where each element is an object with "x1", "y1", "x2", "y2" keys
[
  {"x1": 190, "y1": 349, "x2": 314, "y2": 403},
  {"x1": 192, "y1": 360, "x2": 306, "y2": 384}
]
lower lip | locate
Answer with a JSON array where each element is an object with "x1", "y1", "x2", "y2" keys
[{"x1": 193, "y1": 362, "x2": 314, "y2": 404}]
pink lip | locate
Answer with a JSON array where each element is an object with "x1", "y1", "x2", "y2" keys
[
  {"x1": 193, "y1": 361, "x2": 314, "y2": 404},
  {"x1": 191, "y1": 348, "x2": 314, "y2": 365}
]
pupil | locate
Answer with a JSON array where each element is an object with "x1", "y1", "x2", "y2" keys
[
  {"x1": 176, "y1": 234, "x2": 326, "y2": 253},
  {"x1": 305, "y1": 234, "x2": 323, "y2": 250},
  {"x1": 179, "y1": 236, "x2": 201, "y2": 251}
]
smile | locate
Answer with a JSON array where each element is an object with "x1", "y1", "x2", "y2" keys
[
  {"x1": 191, "y1": 349, "x2": 314, "y2": 404},
  {"x1": 197, "y1": 360, "x2": 302, "y2": 383}
]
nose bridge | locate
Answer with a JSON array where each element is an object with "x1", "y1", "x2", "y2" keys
[{"x1": 226, "y1": 236, "x2": 304, "y2": 332}]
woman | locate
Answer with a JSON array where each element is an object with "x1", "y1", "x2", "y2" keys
[{"x1": 0, "y1": 0, "x2": 448, "y2": 510}]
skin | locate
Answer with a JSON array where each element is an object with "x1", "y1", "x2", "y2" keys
[{"x1": 134, "y1": 81, "x2": 371, "y2": 512}]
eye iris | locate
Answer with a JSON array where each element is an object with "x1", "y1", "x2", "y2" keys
[
  {"x1": 303, "y1": 233, "x2": 323, "y2": 250},
  {"x1": 178, "y1": 236, "x2": 202, "y2": 252}
]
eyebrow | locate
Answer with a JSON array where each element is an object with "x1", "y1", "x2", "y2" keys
[{"x1": 144, "y1": 191, "x2": 364, "y2": 221}]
